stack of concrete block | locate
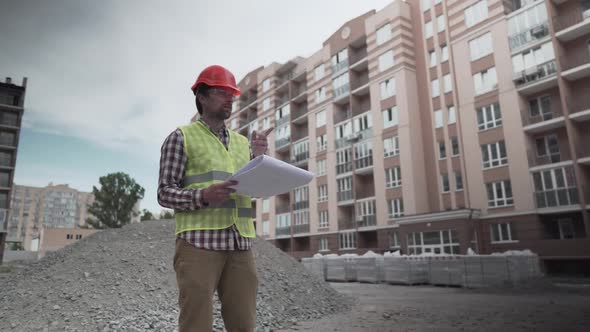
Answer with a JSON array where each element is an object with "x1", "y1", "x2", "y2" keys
[
  {"x1": 355, "y1": 256, "x2": 384, "y2": 283},
  {"x1": 428, "y1": 255, "x2": 464, "y2": 286},
  {"x1": 301, "y1": 257, "x2": 326, "y2": 280},
  {"x1": 506, "y1": 255, "x2": 543, "y2": 285},
  {"x1": 325, "y1": 256, "x2": 357, "y2": 282},
  {"x1": 382, "y1": 256, "x2": 429, "y2": 285},
  {"x1": 463, "y1": 256, "x2": 508, "y2": 288}
]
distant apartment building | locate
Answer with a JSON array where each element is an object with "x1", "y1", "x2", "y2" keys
[
  {"x1": 225, "y1": 0, "x2": 590, "y2": 273},
  {"x1": 0, "y1": 77, "x2": 26, "y2": 264}
]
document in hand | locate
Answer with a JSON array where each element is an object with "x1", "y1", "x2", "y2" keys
[{"x1": 229, "y1": 155, "x2": 314, "y2": 198}]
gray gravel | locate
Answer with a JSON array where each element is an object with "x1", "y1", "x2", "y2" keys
[{"x1": 0, "y1": 219, "x2": 353, "y2": 331}]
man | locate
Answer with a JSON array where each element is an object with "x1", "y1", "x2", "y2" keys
[{"x1": 157, "y1": 65, "x2": 273, "y2": 332}]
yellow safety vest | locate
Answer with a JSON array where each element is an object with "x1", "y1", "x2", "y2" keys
[{"x1": 175, "y1": 121, "x2": 255, "y2": 238}]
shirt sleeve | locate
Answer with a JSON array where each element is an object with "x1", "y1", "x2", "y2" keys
[{"x1": 157, "y1": 129, "x2": 203, "y2": 211}]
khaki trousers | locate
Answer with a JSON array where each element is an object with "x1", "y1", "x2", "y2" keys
[{"x1": 174, "y1": 239, "x2": 258, "y2": 332}]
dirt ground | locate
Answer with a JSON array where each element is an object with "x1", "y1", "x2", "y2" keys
[{"x1": 277, "y1": 281, "x2": 590, "y2": 332}]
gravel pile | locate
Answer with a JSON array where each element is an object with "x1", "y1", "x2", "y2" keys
[{"x1": 0, "y1": 219, "x2": 353, "y2": 331}]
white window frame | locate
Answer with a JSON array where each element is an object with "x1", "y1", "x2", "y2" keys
[
  {"x1": 441, "y1": 174, "x2": 450, "y2": 193},
  {"x1": 262, "y1": 79, "x2": 270, "y2": 92},
  {"x1": 382, "y1": 107, "x2": 398, "y2": 129},
  {"x1": 476, "y1": 103, "x2": 502, "y2": 130},
  {"x1": 315, "y1": 87, "x2": 326, "y2": 103},
  {"x1": 378, "y1": 50, "x2": 395, "y2": 72},
  {"x1": 380, "y1": 78, "x2": 396, "y2": 100},
  {"x1": 465, "y1": 0, "x2": 489, "y2": 28},
  {"x1": 383, "y1": 136, "x2": 400, "y2": 158},
  {"x1": 262, "y1": 199, "x2": 270, "y2": 213},
  {"x1": 487, "y1": 180, "x2": 514, "y2": 207},
  {"x1": 455, "y1": 171, "x2": 463, "y2": 191},
  {"x1": 440, "y1": 44, "x2": 449, "y2": 62},
  {"x1": 262, "y1": 117, "x2": 271, "y2": 130},
  {"x1": 438, "y1": 141, "x2": 446, "y2": 159},
  {"x1": 425, "y1": 21, "x2": 433, "y2": 39},
  {"x1": 448, "y1": 106, "x2": 456, "y2": 124},
  {"x1": 319, "y1": 237, "x2": 329, "y2": 251},
  {"x1": 263, "y1": 97, "x2": 271, "y2": 111},
  {"x1": 314, "y1": 64, "x2": 325, "y2": 81},
  {"x1": 319, "y1": 211, "x2": 329, "y2": 229},
  {"x1": 473, "y1": 67, "x2": 497, "y2": 95},
  {"x1": 491, "y1": 223, "x2": 516, "y2": 243},
  {"x1": 388, "y1": 199, "x2": 404, "y2": 218},
  {"x1": 451, "y1": 137, "x2": 460, "y2": 156},
  {"x1": 469, "y1": 32, "x2": 493, "y2": 61},
  {"x1": 431, "y1": 79, "x2": 440, "y2": 98},
  {"x1": 443, "y1": 74, "x2": 453, "y2": 94},
  {"x1": 385, "y1": 167, "x2": 402, "y2": 188},
  {"x1": 481, "y1": 141, "x2": 508, "y2": 169},
  {"x1": 318, "y1": 184, "x2": 328, "y2": 202},
  {"x1": 316, "y1": 159, "x2": 326, "y2": 176},
  {"x1": 434, "y1": 109, "x2": 443, "y2": 129},
  {"x1": 437, "y1": 15, "x2": 446, "y2": 33},
  {"x1": 315, "y1": 110, "x2": 326, "y2": 128},
  {"x1": 429, "y1": 50, "x2": 437, "y2": 68},
  {"x1": 376, "y1": 23, "x2": 392, "y2": 45},
  {"x1": 316, "y1": 134, "x2": 327, "y2": 151},
  {"x1": 262, "y1": 220, "x2": 269, "y2": 235},
  {"x1": 339, "y1": 231, "x2": 357, "y2": 250}
]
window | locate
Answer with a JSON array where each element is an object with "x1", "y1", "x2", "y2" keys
[
  {"x1": 451, "y1": 137, "x2": 460, "y2": 156},
  {"x1": 262, "y1": 220, "x2": 269, "y2": 235},
  {"x1": 231, "y1": 118, "x2": 238, "y2": 130},
  {"x1": 276, "y1": 104, "x2": 290, "y2": 120},
  {"x1": 331, "y1": 48, "x2": 348, "y2": 72},
  {"x1": 425, "y1": 21, "x2": 433, "y2": 39},
  {"x1": 383, "y1": 136, "x2": 400, "y2": 157},
  {"x1": 455, "y1": 171, "x2": 463, "y2": 191},
  {"x1": 487, "y1": 180, "x2": 514, "y2": 207},
  {"x1": 319, "y1": 211, "x2": 329, "y2": 229},
  {"x1": 529, "y1": 95, "x2": 552, "y2": 119},
  {"x1": 469, "y1": 32, "x2": 493, "y2": 61},
  {"x1": 386, "y1": 167, "x2": 402, "y2": 188},
  {"x1": 507, "y1": 2, "x2": 549, "y2": 49},
  {"x1": 315, "y1": 87, "x2": 326, "y2": 103},
  {"x1": 380, "y1": 78, "x2": 396, "y2": 100},
  {"x1": 291, "y1": 140, "x2": 309, "y2": 161},
  {"x1": 437, "y1": 15, "x2": 446, "y2": 32},
  {"x1": 316, "y1": 134, "x2": 327, "y2": 151},
  {"x1": 441, "y1": 174, "x2": 450, "y2": 192},
  {"x1": 491, "y1": 223, "x2": 515, "y2": 242},
  {"x1": 481, "y1": 141, "x2": 508, "y2": 169},
  {"x1": 262, "y1": 79, "x2": 270, "y2": 92},
  {"x1": 276, "y1": 125, "x2": 290, "y2": 140},
  {"x1": 263, "y1": 97, "x2": 271, "y2": 111},
  {"x1": 335, "y1": 121, "x2": 352, "y2": 140},
  {"x1": 276, "y1": 213, "x2": 291, "y2": 228},
  {"x1": 317, "y1": 159, "x2": 326, "y2": 176},
  {"x1": 314, "y1": 64, "x2": 325, "y2": 81},
  {"x1": 476, "y1": 103, "x2": 502, "y2": 130},
  {"x1": 532, "y1": 166, "x2": 579, "y2": 208},
  {"x1": 443, "y1": 74, "x2": 453, "y2": 94},
  {"x1": 438, "y1": 142, "x2": 448, "y2": 161},
  {"x1": 318, "y1": 184, "x2": 328, "y2": 202},
  {"x1": 316, "y1": 110, "x2": 326, "y2": 128},
  {"x1": 382, "y1": 107, "x2": 398, "y2": 129},
  {"x1": 248, "y1": 121, "x2": 259, "y2": 136},
  {"x1": 422, "y1": 0, "x2": 431, "y2": 11},
  {"x1": 376, "y1": 23, "x2": 392, "y2": 45},
  {"x1": 319, "y1": 237, "x2": 329, "y2": 251},
  {"x1": 388, "y1": 199, "x2": 404, "y2": 218},
  {"x1": 431, "y1": 79, "x2": 440, "y2": 98},
  {"x1": 353, "y1": 113, "x2": 372, "y2": 132},
  {"x1": 429, "y1": 50, "x2": 437, "y2": 67},
  {"x1": 262, "y1": 117, "x2": 271, "y2": 130},
  {"x1": 354, "y1": 142, "x2": 373, "y2": 170},
  {"x1": 378, "y1": 50, "x2": 395, "y2": 72},
  {"x1": 337, "y1": 177, "x2": 353, "y2": 198},
  {"x1": 558, "y1": 218, "x2": 575, "y2": 240},
  {"x1": 511, "y1": 42, "x2": 555, "y2": 75},
  {"x1": 448, "y1": 106, "x2": 456, "y2": 124},
  {"x1": 262, "y1": 199, "x2": 270, "y2": 213},
  {"x1": 407, "y1": 230, "x2": 460, "y2": 255},
  {"x1": 66, "y1": 234, "x2": 73, "y2": 240},
  {"x1": 465, "y1": 0, "x2": 489, "y2": 28},
  {"x1": 339, "y1": 232, "x2": 357, "y2": 249},
  {"x1": 473, "y1": 67, "x2": 497, "y2": 95},
  {"x1": 536, "y1": 134, "x2": 560, "y2": 162},
  {"x1": 389, "y1": 231, "x2": 400, "y2": 249},
  {"x1": 440, "y1": 44, "x2": 449, "y2": 62},
  {"x1": 434, "y1": 110, "x2": 443, "y2": 129},
  {"x1": 332, "y1": 73, "x2": 350, "y2": 98}
]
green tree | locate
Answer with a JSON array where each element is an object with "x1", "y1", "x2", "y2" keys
[
  {"x1": 160, "y1": 210, "x2": 175, "y2": 219},
  {"x1": 140, "y1": 209, "x2": 154, "y2": 221},
  {"x1": 86, "y1": 172, "x2": 145, "y2": 229}
]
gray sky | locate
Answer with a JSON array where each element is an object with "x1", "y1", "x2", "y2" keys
[{"x1": 0, "y1": 0, "x2": 394, "y2": 213}]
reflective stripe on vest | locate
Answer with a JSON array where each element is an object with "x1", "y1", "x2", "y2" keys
[{"x1": 182, "y1": 170, "x2": 232, "y2": 187}]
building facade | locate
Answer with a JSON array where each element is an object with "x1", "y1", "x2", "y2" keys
[
  {"x1": 0, "y1": 77, "x2": 26, "y2": 264},
  {"x1": 225, "y1": 0, "x2": 589, "y2": 273}
]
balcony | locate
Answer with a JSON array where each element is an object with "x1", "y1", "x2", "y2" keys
[
  {"x1": 527, "y1": 150, "x2": 563, "y2": 168},
  {"x1": 0, "y1": 137, "x2": 16, "y2": 148},
  {"x1": 521, "y1": 108, "x2": 565, "y2": 134},
  {"x1": 514, "y1": 60, "x2": 558, "y2": 95},
  {"x1": 554, "y1": 8, "x2": 590, "y2": 42},
  {"x1": 275, "y1": 137, "x2": 291, "y2": 151},
  {"x1": 335, "y1": 136, "x2": 353, "y2": 149},
  {"x1": 0, "y1": 156, "x2": 12, "y2": 167},
  {"x1": 336, "y1": 162, "x2": 353, "y2": 175},
  {"x1": 291, "y1": 106, "x2": 309, "y2": 123},
  {"x1": 292, "y1": 85, "x2": 307, "y2": 102},
  {"x1": 357, "y1": 215, "x2": 376, "y2": 228},
  {"x1": 568, "y1": 96, "x2": 590, "y2": 122},
  {"x1": 0, "y1": 95, "x2": 19, "y2": 107},
  {"x1": 291, "y1": 151, "x2": 309, "y2": 166},
  {"x1": 292, "y1": 223, "x2": 310, "y2": 235},
  {"x1": 577, "y1": 144, "x2": 590, "y2": 165},
  {"x1": 349, "y1": 48, "x2": 368, "y2": 69},
  {"x1": 0, "y1": 113, "x2": 18, "y2": 127},
  {"x1": 508, "y1": 22, "x2": 549, "y2": 51},
  {"x1": 354, "y1": 156, "x2": 373, "y2": 172},
  {"x1": 292, "y1": 201, "x2": 309, "y2": 211},
  {"x1": 337, "y1": 190, "x2": 354, "y2": 203},
  {"x1": 275, "y1": 226, "x2": 291, "y2": 237},
  {"x1": 351, "y1": 75, "x2": 370, "y2": 96},
  {"x1": 535, "y1": 188, "x2": 580, "y2": 210},
  {"x1": 333, "y1": 83, "x2": 350, "y2": 102},
  {"x1": 338, "y1": 218, "x2": 355, "y2": 230},
  {"x1": 276, "y1": 115, "x2": 290, "y2": 127},
  {"x1": 561, "y1": 50, "x2": 590, "y2": 81},
  {"x1": 277, "y1": 96, "x2": 290, "y2": 108},
  {"x1": 332, "y1": 60, "x2": 349, "y2": 76}
]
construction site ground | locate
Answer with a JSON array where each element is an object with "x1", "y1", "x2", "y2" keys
[{"x1": 278, "y1": 280, "x2": 590, "y2": 332}]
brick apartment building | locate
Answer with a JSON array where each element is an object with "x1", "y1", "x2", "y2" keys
[{"x1": 221, "y1": 0, "x2": 590, "y2": 273}]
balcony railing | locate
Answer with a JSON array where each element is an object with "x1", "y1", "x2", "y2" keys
[
  {"x1": 535, "y1": 188, "x2": 580, "y2": 209},
  {"x1": 527, "y1": 150, "x2": 562, "y2": 167},
  {"x1": 508, "y1": 22, "x2": 549, "y2": 50},
  {"x1": 291, "y1": 151, "x2": 309, "y2": 164},
  {"x1": 335, "y1": 137, "x2": 352, "y2": 149},
  {"x1": 357, "y1": 215, "x2": 376, "y2": 227},
  {"x1": 0, "y1": 138, "x2": 16, "y2": 147},
  {"x1": 292, "y1": 201, "x2": 309, "y2": 211},
  {"x1": 276, "y1": 115, "x2": 290, "y2": 126},
  {"x1": 338, "y1": 218, "x2": 355, "y2": 230},
  {"x1": 0, "y1": 115, "x2": 18, "y2": 127},
  {"x1": 293, "y1": 223, "x2": 310, "y2": 234},
  {"x1": 291, "y1": 107, "x2": 308, "y2": 120},
  {"x1": 514, "y1": 60, "x2": 557, "y2": 87},
  {"x1": 332, "y1": 60, "x2": 349, "y2": 74},
  {"x1": 355, "y1": 156, "x2": 373, "y2": 169},
  {"x1": 336, "y1": 162, "x2": 353, "y2": 174},
  {"x1": 333, "y1": 83, "x2": 350, "y2": 99},
  {"x1": 349, "y1": 48, "x2": 368, "y2": 66},
  {"x1": 240, "y1": 96, "x2": 257, "y2": 108},
  {"x1": 292, "y1": 85, "x2": 307, "y2": 97},
  {"x1": 521, "y1": 105, "x2": 563, "y2": 127},
  {"x1": 276, "y1": 137, "x2": 290, "y2": 149},
  {"x1": 0, "y1": 95, "x2": 19, "y2": 107},
  {"x1": 567, "y1": 96, "x2": 590, "y2": 115},
  {"x1": 553, "y1": 8, "x2": 590, "y2": 32},
  {"x1": 276, "y1": 226, "x2": 291, "y2": 236},
  {"x1": 351, "y1": 75, "x2": 369, "y2": 91},
  {"x1": 276, "y1": 205, "x2": 290, "y2": 214},
  {"x1": 337, "y1": 190, "x2": 354, "y2": 202},
  {"x1": 0, "y1": 156, "x2": 12, "y2": 167},
  {"x1": 561, "y1": 50, "x2": 590, "y2": 72}
]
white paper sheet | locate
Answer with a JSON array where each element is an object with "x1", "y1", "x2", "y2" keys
[{"x1": 229, "y1": 155, "x2": 314, "y2": 198}]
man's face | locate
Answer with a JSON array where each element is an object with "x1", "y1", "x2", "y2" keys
[{"x1": 201, "y1": 87, "x2": 236, "y2": 120}]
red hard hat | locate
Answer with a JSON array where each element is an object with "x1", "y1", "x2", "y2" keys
[{"x1": 191, "y1": 65, "x2": 241, "y2": 96}]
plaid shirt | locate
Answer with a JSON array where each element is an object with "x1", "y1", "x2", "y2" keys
[{"x1": 157, "y1": 120, "x2": 252, "y2": 251}]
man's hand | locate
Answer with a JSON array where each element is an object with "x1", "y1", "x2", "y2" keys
[
  {"x1": 201, "y1": 180, "x2": 238, "y2": 204},
  {"x1": 250, "y1": 127, "x2": 273, "y2": 157}
]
